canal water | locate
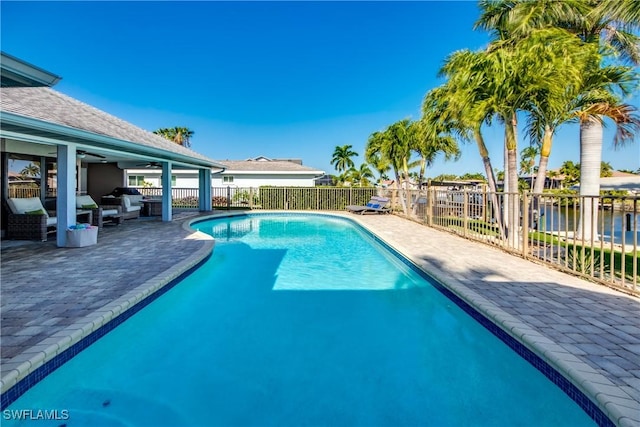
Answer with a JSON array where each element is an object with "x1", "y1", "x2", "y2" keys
[{"x1": 539, "y1": 205, "x2": 639, "y2": 245}]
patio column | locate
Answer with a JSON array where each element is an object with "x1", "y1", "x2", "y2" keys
[
  {"x1": 161, "y1": 161, "x2": 172, "y2": 222},
  {"x1": 199, "y1": 168, "x2": 212, "y2": 211},
  {"x1": 56, "y1": 144, "x2": 77, "y2": 247}
]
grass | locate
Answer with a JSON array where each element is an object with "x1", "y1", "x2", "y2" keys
[
  {"x1": 529, "y1": 231, "x2": 638, "y2": 282},
  {"x1": 431, "y1": 217, "x2": 637, "y2": 283}
]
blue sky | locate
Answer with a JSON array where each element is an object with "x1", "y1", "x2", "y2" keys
[{"x1": 2, "y1": 1, "x2": 638, "y2": 177}]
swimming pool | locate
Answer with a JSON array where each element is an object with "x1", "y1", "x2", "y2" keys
[{"x1": 2, "y1": 213, "x2": 601, "y2": 426}]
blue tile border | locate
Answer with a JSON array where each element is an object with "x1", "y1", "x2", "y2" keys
[
  {"x1": 2, "y1": 211, "x2": 616, "y2": 426},
  {"x1": 0, "y1": 252, "x2": 211, "y2": 410}
]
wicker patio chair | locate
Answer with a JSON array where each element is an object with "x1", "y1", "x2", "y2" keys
[
  {"x1": 6, "y1": 197, "x2": 57, "y2": 241},
  {"x1": 76, "y1": 195, "x2": 123, "y2": 229}
]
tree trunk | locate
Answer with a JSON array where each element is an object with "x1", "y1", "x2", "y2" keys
[
  {"x1": 474, "y1": 129, "x2": 504, "y2": 239},
  {"x1": 394, "y1": 169, "x2": 408, "y2": 215},
  {"x1": 411, "y1": 159, "x2": 427, "y2": 217},
  {"x1": 532, "y1": 125, "x2": 553, "y2": 195},
  {"x1": 576, "y1": 117, "x2": 602, "y2": 241},
  {"x1": 505, "y1": 114, "x2": 520, "y2": 249},
  {"x1": 401, "y1": 157, "x2": 412, "y2": 216}
]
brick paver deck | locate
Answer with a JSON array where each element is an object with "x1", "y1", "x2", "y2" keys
[{"x1": 1, "y1": 212, "x2": 638, "y2": 426}]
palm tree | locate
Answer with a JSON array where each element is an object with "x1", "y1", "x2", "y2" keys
[
  {"x1": 365, "y1": 121, "x2": 414, "y2": 215},
  {"x1": 367, "y1": 153, "x2": 391, "y2": 184},
  {"x1": 575, "y1": 100, "x2": 640, "y2": 240},
  {"x1": 477, "y1": 0, "x2": 640, "y2": 239},
  {"x1": 153, "y1": 127, "x2": 195, "y2": 148},
  {"x1": 436, "y1": 57, "x2": 500, "y2": 197},
  {"x1": 600, "y1": 161, "x2": 613, "y2": 178},
  {"x1": 415, "y1": 104, "x2": 461, "y2": 188},
  {"x1": 348, "y1": 163, "x2": 375, "y2": 187},
  {"x1": 560, "y1": 160, "x2": 581, "y2": 187},
  {"x1": 413, "y1": 105, "x2": 461, "y2": 216},
  {"x1": 519, "y1": 144, "x2": 539, "y2": 175},
  {"x1": 330, "y1": 145, "x2": 358, "y2": 173},
  {"x1": 20, "y1": 162, "x2": 40, "y2": 178}
]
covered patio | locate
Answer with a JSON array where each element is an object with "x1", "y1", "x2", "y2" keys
[{"x1": 0, "y1": 52, "x2": 225, "y2": 247}]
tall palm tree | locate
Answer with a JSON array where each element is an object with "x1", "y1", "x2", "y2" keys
[
  {"x1": 154, "y1": 127, "x2": 195, "y2": 148},
  {"x1": 413, "y1": 104, "x2": 461, "y2": 216},
  {"x1": 575, "y1": 100, "x2": 640, "y2": 239},
  {"x1": 365, "y1": 122, "x2": 414, "y2": 215},
  {"x1": 478, "y1": 0, "x2": 640, "y2": 240},
  {"x1": 20, "y1": 162, "x2": 40, "y2": 178},
  {"x1": 436, "y1": 56, "x2": 499, "y2": 195},
  {"x1": 414, "y1": 106, "x2": 461, "y2": 188},
  {"x1": 435, "y1": 55, "x2": 506, "y2": 237},
  {"x1": 330, "y1": 145, "x2": 358, "y2": 173}
]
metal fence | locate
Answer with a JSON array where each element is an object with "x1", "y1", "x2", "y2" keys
[
  {"x1": 133, "y1": 186, "x2": 640, "y2": 294},
  {"x1": 392, "y1": 187, "x2": 639, "y2": 296},
  {"x1": 11, "y1": 185, "x2": 637, "y2": 295},
  {"x1": 138, "y1": 186, "x2": 378, "y2": 210}
]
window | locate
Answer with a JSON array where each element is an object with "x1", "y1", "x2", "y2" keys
[
  {"x1": 128, "y1": 175, "x2": 146, "y2": 186},
  {"x1": 223, "y1": 176, "x2": 234, "y2": 183},
  {"x1": 159, "y1": 175, "x2": 177, "y2": 186}
]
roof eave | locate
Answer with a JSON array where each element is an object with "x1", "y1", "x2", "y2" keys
[
  {"x1": 1, "y1": 52, "x2": 62, "y2": 87},
  {"x1": 0, "y1": 111, "x2": 226, "y2": 170}
]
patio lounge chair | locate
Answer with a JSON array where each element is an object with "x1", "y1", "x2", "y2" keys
[
  {"x1": 6, "y1": 197, "x2": 57, "y2": 241},
  {"x1": 346, "y1": 196, "x2": 391, "y2": 215},
  {"x1": 100, "y1": 194, "x2": 142, "y2": 220},
  {"x1": 76, "y1": 195, "x2": 123, "y2": 228}
]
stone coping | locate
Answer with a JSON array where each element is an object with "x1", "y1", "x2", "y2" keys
[{"x1": 0, "y1": 226, "x2": 214, "y2": 396}]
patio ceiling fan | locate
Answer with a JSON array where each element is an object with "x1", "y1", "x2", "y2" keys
[
  {"x1": 48, "y1": 149, "x2": 106, "y2": 159},
  {"x1": 135, "y1": 161, "x2": 162, "y2": 168}
]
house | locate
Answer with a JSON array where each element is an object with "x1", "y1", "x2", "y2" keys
[
  {"x1": 212, "y1": 157, "x2": 324, "y2": 187},
  {"x1": 572, "y1": 171, "x2": 640, "y2": 195},
  {"x1": 0, "y1": 52, "x2": 226, "y2": 246},
  {"x1": 124, "y1": 156, "x2": 324, "y2": 188}
]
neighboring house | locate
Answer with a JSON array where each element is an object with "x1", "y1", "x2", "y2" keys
[
  {"x1": 0, "y1": 52, "x2": 225, "y2": 246},
  {"x1": 590, "y1": 171, "x2": 640, "y2": 195},
  {"x1": 125, "y1": 156, "x2": 325, "y2": 188},
  {"x1": 314, "y1": 174, "x2": 335, "y2": 186}
]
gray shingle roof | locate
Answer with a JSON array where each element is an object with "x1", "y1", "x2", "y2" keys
[
  {"x1": 0, "y1": 86, "x2": 219, "y2": 166},
  {"x1": 217, "y1": 159, "x2": 324, "y2": 173}
]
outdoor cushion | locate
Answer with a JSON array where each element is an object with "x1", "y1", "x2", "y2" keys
[
  {"x1": 46, "y1": 217, "x2": 57, "y2": 226},
  {"x1": 8, "y1": 197, "x2": 49, "y2": 217},
  {"x1": 128, "y1": 195, "x2": 144, "y2": 205},
  {"x1": 76, "y1": 195, "x2": 99, "y2": 209},
  {"x1": 102, "y1": 209, "x2": 119, "y2": 216},
  {"x1": 121, "y1": 196, "x2": 142, "y2": 213}
]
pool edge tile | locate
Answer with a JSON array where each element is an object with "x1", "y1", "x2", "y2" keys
[{"x1": 0, "y1": 227, "x2": 214, "y2": 409}]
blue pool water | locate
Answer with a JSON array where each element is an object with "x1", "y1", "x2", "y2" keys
[{"x1": 4, "y1": 214, "x2": 597, "y2": 426}]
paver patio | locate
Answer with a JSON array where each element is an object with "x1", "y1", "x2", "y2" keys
[{"x1": 1, "y1": 211, "x2": 638, "y2": 426}]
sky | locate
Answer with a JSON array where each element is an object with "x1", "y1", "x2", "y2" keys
[{"x1": 1, "y1": 1, "x2": 639, "y2": 178}]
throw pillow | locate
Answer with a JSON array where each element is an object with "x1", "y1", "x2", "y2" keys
[
  {"x1": 82, "y1": 204, "x2": 99, "y2": 209},
  {"x1": 25, "y1": 209, "x2": 46, "y2": 215}
]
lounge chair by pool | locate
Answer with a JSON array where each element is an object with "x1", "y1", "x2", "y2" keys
[{"x1": 346, "y1": 196, "x2": 391, "y2": 215}]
